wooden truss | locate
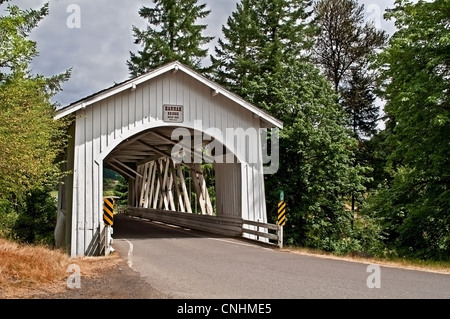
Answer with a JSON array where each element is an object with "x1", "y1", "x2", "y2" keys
[{"x1": 135, "y1": 156, "x2": 214, "y2": 216}]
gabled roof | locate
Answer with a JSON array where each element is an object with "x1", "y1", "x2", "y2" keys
[{"x1": 55, "y1": 61, "x2": 283, "y2": 129}]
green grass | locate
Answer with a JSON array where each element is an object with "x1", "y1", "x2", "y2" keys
[{"x1": 283, "y1": 245, "x2": 450, "y2": 273}]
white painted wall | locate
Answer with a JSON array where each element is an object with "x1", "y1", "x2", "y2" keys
[{"x1": 64, "y1": 68, "x2": 273, "y2": 257}]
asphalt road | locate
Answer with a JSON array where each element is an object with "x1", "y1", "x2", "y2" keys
[{"x1": 111, "y1": 213, "x2": 450, "y2": 299}]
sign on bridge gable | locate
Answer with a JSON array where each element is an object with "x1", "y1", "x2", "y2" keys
[{"x1": 163, "y1": 104, "x2": 184, "y2": 123}]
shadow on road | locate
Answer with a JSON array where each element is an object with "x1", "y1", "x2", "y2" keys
[{"x1": 111, "y1": 213, "x2": 229, "y2": 240}]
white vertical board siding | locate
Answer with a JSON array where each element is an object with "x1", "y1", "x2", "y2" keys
[
  {"x1": 72, "y1": 107, "x2": 105, "y2": 256},
  {"x1": 84, "y1": 107, "x2": 93, "y2": 253},
  {"x1": 243, "y1": 162, "x2": 267, "y2": 223},
  {"x1": 215, "y1": 163, "x2": 242, "y2": 218},
  {"x1": 72, "y1": 110, "x2": 84, "y2": 257},
  {"x1": 99, "y1": 100, "x2": 108, "y2": 153},
  {"x1": 69, "y1": 69, "x2": 269, "y2": 256},
  {"x1": 135, "y1": 84, "x2": 143, "y2": 127},
  {"x1": 92, "y1": 105, "x2": 102, "y2": 253},
  {"x1": 106, "y1": 98, "x2": 115, "y2": 148}
]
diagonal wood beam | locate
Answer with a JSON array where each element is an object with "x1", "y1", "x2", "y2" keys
[
  {"x1": 110, "y1": 158, "x2": 143, "y2": 178},
  {"x1": 136, "y1": 140, "x2": 204, "y2": 175}
]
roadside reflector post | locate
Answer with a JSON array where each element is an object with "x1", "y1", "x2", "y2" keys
[
  {"x1": 103, "y1": 197, "x2": 115, "y2": 226},
  {"x1": 103, "y1": 196, "x2": 118, "y2": 255},
  {"x1": 277, "y1": 190, "x2": 287, "y2": 249}
]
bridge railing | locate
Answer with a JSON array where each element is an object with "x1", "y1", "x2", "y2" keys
[
  {"x1": 242, "y1": 220, "x2": 283, "y2": 248},
  {"x1": 124, "y1": 208, "x2": 283, "y2": 248}
]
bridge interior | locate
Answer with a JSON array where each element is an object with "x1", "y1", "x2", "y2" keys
[{"x1": 104, "y1": 126, "x2": 235, "y2": 217}]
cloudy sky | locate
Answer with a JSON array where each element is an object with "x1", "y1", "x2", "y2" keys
[{"x1": 7, "y1": 0, "x2": 397, "y2": 108}]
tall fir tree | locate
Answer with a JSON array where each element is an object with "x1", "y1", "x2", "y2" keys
[
  {"x1": 211, "y1": 0, "x2": 314, "y2": 96},
  {"x1": 212, "y1": 0, "x2": 370, "y2": 253},
  {"x1": 340, "y1": 65, "x2": 380, "y2": 218},
  {"x1": 340, "y1": 65, "x2": 380, "y2": 140},
  {"x1": 210, "y1": 0, "x2": 261, "y2": 96},
  {"x1": 312, "y1": 0, "x2": 388, "y2": 220},
  {"x1": 127, "y1": 0, "x2": 214, "y2": 77},
  {"x1": 312, "y1": 0, "x2": 387, "y2": 95}
]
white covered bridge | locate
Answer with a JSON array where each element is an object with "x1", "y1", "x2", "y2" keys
[{"x1": 54, "y1": 62, "x2": 283, "y2": 257}]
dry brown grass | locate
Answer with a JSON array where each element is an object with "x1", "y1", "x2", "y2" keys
[{"x1": 0, "y1": 238, "x2": 121, "y2": 298}]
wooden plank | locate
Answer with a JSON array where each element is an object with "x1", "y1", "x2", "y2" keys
[
  {"x1": 106, "y1": 98, "x2": 115, "y2": 148},
  {"x1": 139, "y1": 162, "x2": 149, "y2": 207},
  {"x1": 135, "y1": 165, "x2": 144, "y2": 206},
  {"x1": 111, "y1": 158, "x2": 143, "y2": 178},
  {"x1": 177, "y1": 164, "x2": 192, "y2": 214},
  {"x1": 148, "y1": 161, "x2": 156, "y2": 209},
  {"x1": 121, "y1": 93, "x2": 129, "y2": 133},
  {"x1": 134, "y1": 85, "x2": 142, "y2": 126},
  {"x1": 196, "y1": 163, "x2": 214, "y2": 216},
  {"x1": 92, "y1": 105, "x2": 102, "y2": 241},
  {"x1": 243, "y1": 220, "x2": 278, "y2": 231},
  {"x1": 155, "y1": 159, "x2": 162, "y2": 209},
  {"x1": 128, "y1": 89, "x2": 135, "y2": 130},
  {"x1": 114, "y1": 96, "x2": 122, "y2": 140},
  {"x1": 166, "y1": 160, "x2": 176, "y2": 211},
  {"x1": 145, "y1": 78, "x2": 154, "y2": 121},
  {"x1": 191, "y1": 168, "x2": 206, "y2": 215},
  {"x1": 135, "y1": 164, "x2": 142, "y2": 206},
  {"x1": 85, "y1": 108, "x2": 94, "y2": 251},
  {"x1": 159, "y1": 158, "x2": 170, "y2": 210},
  {"x1": 126, "y1": 208, "x2": 243, "y2": 237},
  {"x1": 75, "y1": 114, "x2": 86, "y2": 256},
  {"x1": 143, "y1": 162, "x2": 153, "y2": 208},
  {"x1": 108, "y1": 162, "x2": 135, "y2": 180},
  {"x1": 137, "y1": 139, "x2": 204, "y2": 175},
  {"x1": 100, "y1": 100, "x2": 108, "y2": 153},
  {"x1": 170, "y1": 160, "x2": 185, "y2": 212},
  {"x1": 242, "y1": 228, "x2": 279, "y2": 241}
]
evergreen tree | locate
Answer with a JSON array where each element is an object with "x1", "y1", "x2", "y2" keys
[
  {"x1": 312, "y1": 0, "x2": 388, "y2": 221},
  {"x1": 211, "y1": 0, "x2": 314, "y2": 96},
  {"x1": 210, "y1": 0, "x2": 261, "y2": 95},
  {"x1": 213, "y1": 0, "x2": 370, "y2": 253},
  {"x1": 249, "y1": 59, "x2": 369, "y2": 252},
  {"x1": 341, "y1": 67, "x2": 379, "y2": 140},
  {"x1": 340, "y1": 66, "x2": 380, "y2": 219},
  {"x1": 312, "y1": 0, "x2": 387, "y2": 95},
  {"x1": 127, "y1": 0, "x2": 214, "y2": 77}
]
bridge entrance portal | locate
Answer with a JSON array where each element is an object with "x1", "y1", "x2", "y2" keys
[{"x1": 55, "y1": 62, "x2": 283, "y2": 257}]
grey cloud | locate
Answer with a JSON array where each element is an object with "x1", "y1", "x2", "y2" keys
[{"x1": 8, "y1": 0, "x2": 395, "y2": 107}]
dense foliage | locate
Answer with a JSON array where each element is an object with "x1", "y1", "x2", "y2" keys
[
  {"x1": 363, "y1": 0, "x2": 450, "y2": 260},
  {"x1": 1, "y1": 0, "x2": 448, "y2": 261},
  {"x1": 0, "y1": 1, "x2": 71, "y2": 244},
  {"x1": 211, "y1": 0, "x2": 372, "y2": 254}
]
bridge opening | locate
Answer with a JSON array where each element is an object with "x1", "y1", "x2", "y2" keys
[{"x1": 103, "y1": 125, "x2": 240, "y2": 217}]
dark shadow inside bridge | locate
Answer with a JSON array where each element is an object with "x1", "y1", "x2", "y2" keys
[{"x1": 112, "y1": 213, "x2": 229, "y2": 240}]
